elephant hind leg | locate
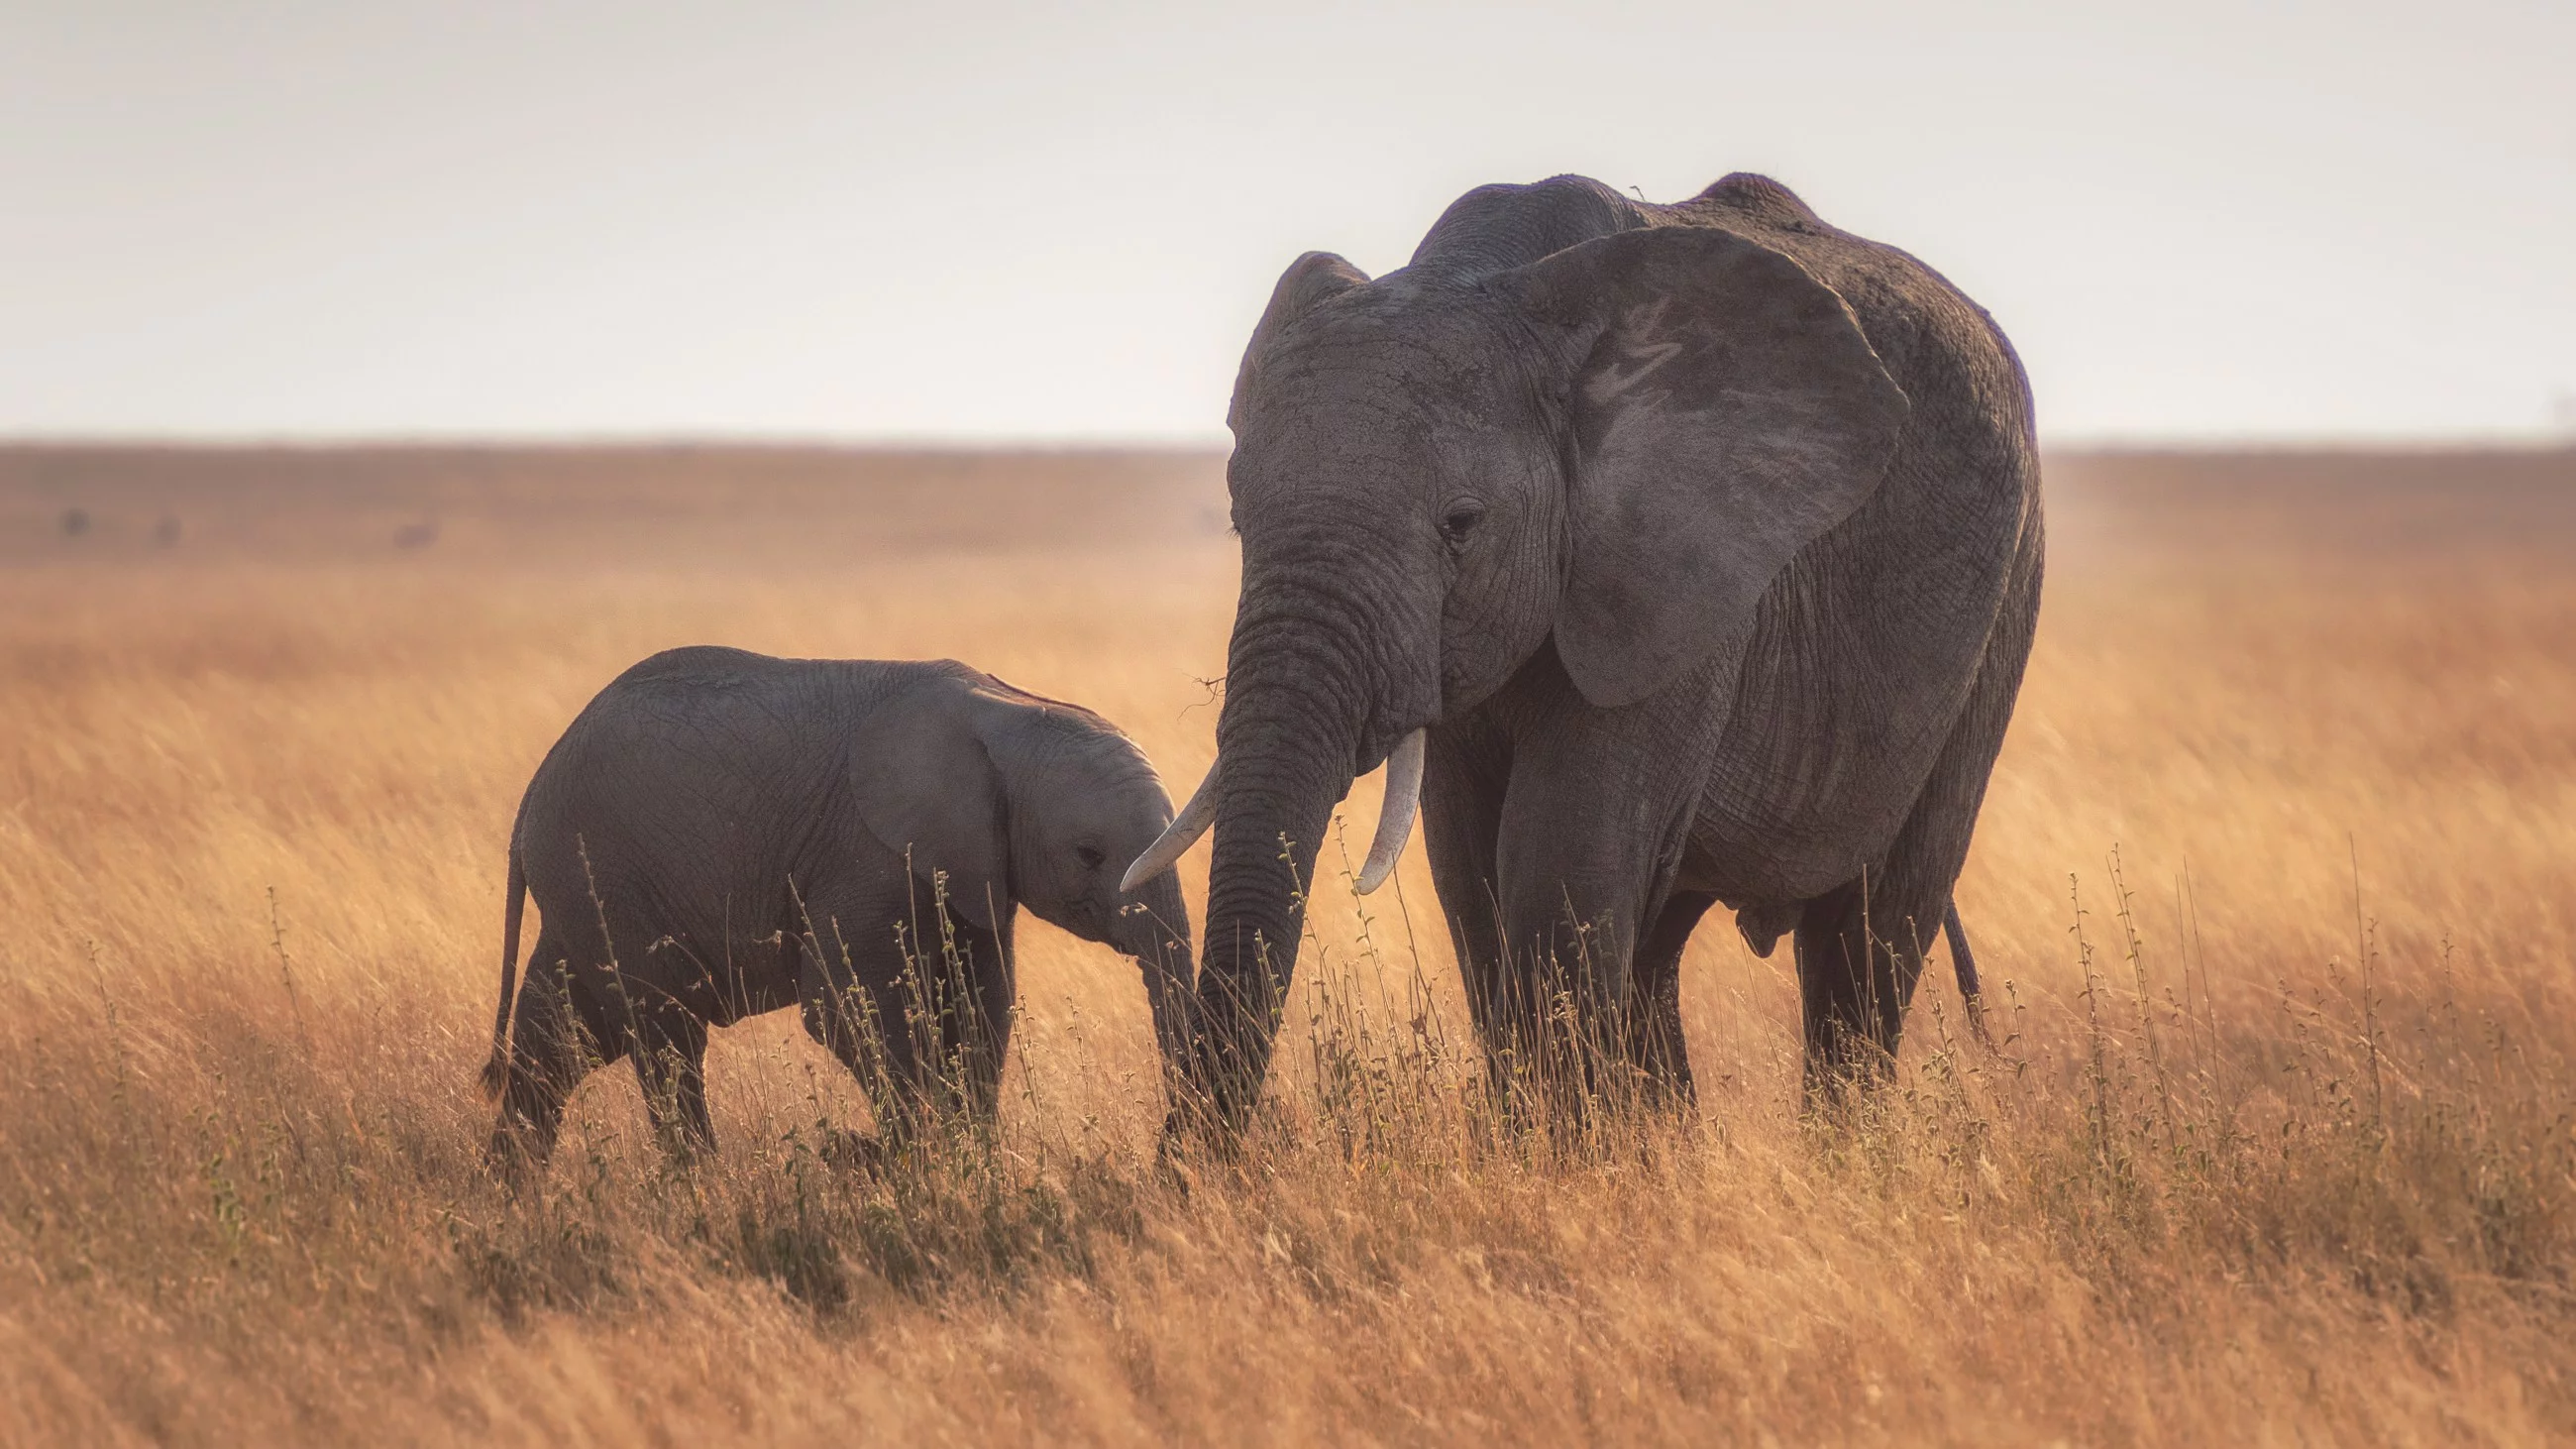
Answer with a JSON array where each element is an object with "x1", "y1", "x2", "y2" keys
[
  {"x1": 1797, "y1": 507, "x2": 2042, "y2": 1103},
  {"x1": 1791, "y1": 874, "x2": 1944, "y2": 1102},
  {"x1": 486, "y1": 933, "x2": 628, "y2": 1175}
]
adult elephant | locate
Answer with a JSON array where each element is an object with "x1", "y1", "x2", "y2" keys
[{"x1": 1127, "y1": 172, "x2": 2042, "y2": 1129}]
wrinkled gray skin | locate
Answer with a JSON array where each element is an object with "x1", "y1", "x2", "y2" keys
[
  {"x1": 482, "y1": 647, "x2": 1195, "y2": 1170},
  {"x1": 1172, "y1": 172, "x2": 2042, "y2": 1127}
]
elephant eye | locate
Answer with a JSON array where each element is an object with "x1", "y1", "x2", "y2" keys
[
  {"x1": 1440, "y1": 498, "x2": 1486, "y2": 544},
  {"x1": 1075, "y1": 843, "x2": 1107, "y2": 870}
]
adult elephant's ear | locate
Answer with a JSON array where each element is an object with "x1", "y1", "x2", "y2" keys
[
  {"x1": 853, "y1": 684, "x2": 1008, "y2": 933},
  {"x1": 1230, "y1": 251, "x2": 1369, "y2": 434},
  {"x1": 1503, "y1": 227, "x2": 1908, "y2": 708}
]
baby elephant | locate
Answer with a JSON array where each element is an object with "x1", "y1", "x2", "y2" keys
[{"x1": 479, "y1": 647, "x2": 1197, "y2": 1171}]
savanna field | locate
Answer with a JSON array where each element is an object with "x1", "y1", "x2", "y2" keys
[{"x1": 4, "y1": 444, "x2": 2575, "y2": 1446}]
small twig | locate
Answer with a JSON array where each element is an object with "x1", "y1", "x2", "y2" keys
[{"x1": 268, "y1": 886, "x2": 310, "y2": 1050}]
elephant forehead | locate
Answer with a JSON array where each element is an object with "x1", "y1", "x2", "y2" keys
[
  {"x1": 1025, "y1": 727, "x2": 1163, "y2": 806},
  {"x1": 1237, "y1": 351, "x2": 1534, "y2": 476},
  {"x1": 1262, "y1": 284, "x2": 1530, "y2": 395}
]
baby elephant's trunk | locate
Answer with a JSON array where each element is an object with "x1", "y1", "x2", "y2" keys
[{"x1": 1116, "y1": 870, "x2": 1201, "y2": 1097}]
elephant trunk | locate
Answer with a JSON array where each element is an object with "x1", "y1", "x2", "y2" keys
[
  {"x1": 1186, "y1": 584, "x2": 1388, "y2": 1130},
  {"x1": 1113, "y1": 868, "x2": 1201, "y2": 1093}
]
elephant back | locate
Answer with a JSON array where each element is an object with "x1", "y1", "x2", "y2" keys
[{"x1": 1406, "y1": 174, "x2": 1658, "y2": 281}]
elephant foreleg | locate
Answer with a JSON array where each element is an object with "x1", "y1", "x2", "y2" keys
[
  {"x1": 1628, "y1": 890, "x2": 1716, "y2": 1111},
  {"x1": 794, "y1": 890, "x2": 1013, "y2": 1150},
  {"x1": 935, "y1": 914, "x2": 1015, "y2": 1123},
  {"x1": 1490, "y1": 800, "x2": 1694, "y2": 1118},
  {"x1": 1420, "y1": 720, "x2": 1516, "y2": 1081},
  {"x1": 1466, "y1": 672, "x2": 1717, "y2": 1118},
  {"x1": 629, "y1": 999, "x2": 713, "y2": 1161},
  {"x1": 793, "y1": 907, "x2": 924, "y2": 1147}
]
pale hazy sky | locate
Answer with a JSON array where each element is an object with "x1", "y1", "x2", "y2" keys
[{"x1": 4, "y1": 1, "x2": 2570, "y2": 442}]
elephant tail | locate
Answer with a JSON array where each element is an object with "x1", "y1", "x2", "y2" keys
[
  {"x1": 480, "y1": 831, "x2": 528, "y2": 1100},
  {"x1": 1942, "y1": 900, "x2": 1993, "y2": 1047}
]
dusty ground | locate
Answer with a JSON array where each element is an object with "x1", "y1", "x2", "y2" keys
[{"x1": 3, "y1": 444, "x2": 2573, "y2": 1445}]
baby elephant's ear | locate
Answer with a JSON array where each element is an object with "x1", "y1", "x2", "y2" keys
[
  {"x1": 852, "y1": 696, "x2": 1007, "y2": 933},
  {"x1": 1501, "y1": 226, "x2": 1909, "y2": 709}
]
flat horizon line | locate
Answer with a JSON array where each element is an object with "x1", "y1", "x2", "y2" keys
[{"x1": 0, "y1": 431, "x2": 2570, "y2": 456}]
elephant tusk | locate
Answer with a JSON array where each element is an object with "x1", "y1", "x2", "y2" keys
[
  {"x1": 1122, "y1": 762, "x2": 1221, "y2": 892},
  {"x1": 1354, "y1": 728, "x2": 1426, "y2": 895}
]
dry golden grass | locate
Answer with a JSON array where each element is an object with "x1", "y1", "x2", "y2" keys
[{"x1": 4, "y1": 446, "x2": 2575, "y2": 1445}]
